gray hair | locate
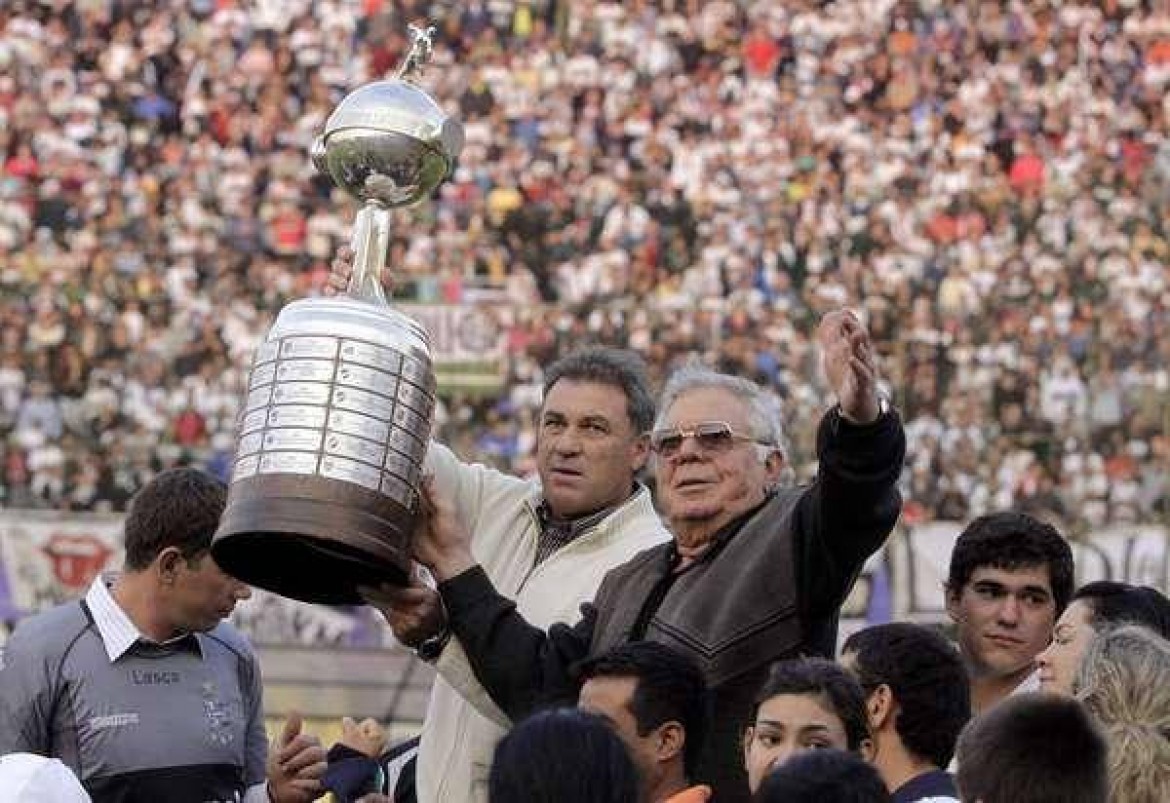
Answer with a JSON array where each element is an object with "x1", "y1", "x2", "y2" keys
[
  {"x1": 654, "y1": 363, "x2": 792, "y2": 481},
  {"x1": 542, "y1": 346, "x2": 656, "y2": 434}
]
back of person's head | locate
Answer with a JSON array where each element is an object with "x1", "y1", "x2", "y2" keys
[
  {"x1": 753, "y1": 748, "x2": 890, "y2": 803},
  {"x1": 542, "y1": 346, "x2": 656, "y2": 433},
  {"x1": 123, "y1": 467, "x2": 227, "y2": 571},
  {"x1": 955, "y1": 692, "x2": 1107, "y2": 803},
  {"x1": 751, "y1": 657, "x2": 870, "y2": 751},
  {"x1": 576, "y1": 640, "x2": 709, "y2": 778},
  {"x1": 1073, "y1": 625, "x2": 1170, "y2": 803},
  {"x1": 0, "y1": 753, "x2": 91, "y2": 802},
  {"x1": 946, "y1": 511, "x2": 1074, "y2": 613},
  {"x1": 1071, "y1": 581, "x2": 1170, "y2": 638},
  {"x1": 842, "y1": 622, "x2": 971, "y2": 768},
  {"x1": 489, "y1": 708, "x2": 641, "y2": 803}
]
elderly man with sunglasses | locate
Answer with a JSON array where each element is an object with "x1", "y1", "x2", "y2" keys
[{"x1": 392, "y1": 309, "x2": 905, "y2": 803}]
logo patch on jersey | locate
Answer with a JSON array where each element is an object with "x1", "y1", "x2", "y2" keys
[
  {"x1": 202, "y1": 682, "x2": 236, "y2": 747},
  {"x1": 89, "y1": 713, "x2": 140, "y2": 730}
]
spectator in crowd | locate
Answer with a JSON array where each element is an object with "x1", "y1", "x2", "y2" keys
[
  {"x1": 954, "y1": 693, "x2": 1108, "y2": 803},
  {"x1": 742, "y1": 658, "x2": 873, "y2": 796},
  {"x1": 753, "y1": 749, "x2": 890, "y2": 803},
  {"x1": 841, "y1": 622, "x2": 969, "y2": 802},
  {"x1": 1073, "y1": 625, "x2": 1170, "y2": 803},
  {"x1": 0, "y1": 468, "x2": 326, "y2": 803},
  {"x1": 1037, "y1": 580, "x2": 1170, "y2": 695},
  {"x1": 396, "y1": 309, "x2": 902, "y2": 803},
  {"x1": 361, "y1": 345, "x2": 670, "y2": 803},
  {"x1": 577, "y1": 641, "x2": 712, "y2": 803},
  {"x1": 944, "y1": 511, "x2": 1074, "y2": 714},
  {"x1": 487, "y1": 708, "x2": 641, "y2": 803}
]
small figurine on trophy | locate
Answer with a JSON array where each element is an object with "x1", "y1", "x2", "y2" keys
[{"x1": 212, "y1": 24, "x2": 464, "y2": 604}]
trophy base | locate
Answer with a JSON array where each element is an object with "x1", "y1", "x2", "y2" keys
[{"x1": 212, "y1": 475, "x2": 413, "y2": 605}]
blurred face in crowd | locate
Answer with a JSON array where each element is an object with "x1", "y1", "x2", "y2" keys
[
  {"x1": 1036, "y1": 599, "x2": 1096, "y2": 695},
  {"x1": 653, "y1": 387, "x2": 781, "y2": 546},
  {"x1": 579, "y1": 675, "x2": 668, "y2": 795},
  {"x1": 536, "y1": 379, "x2": 648, "y2": 519},
  {"x1": 947, "y1": 564, "x2": 1057, "y2": 682},
  {"x1": 164, "y1": 549, "x2": 252, "y2": 635},
  {"x1": 743, "y1": 693, "x2": 850, "y2": 793}
]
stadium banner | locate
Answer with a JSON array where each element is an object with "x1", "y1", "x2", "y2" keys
[
  {"x1": 0, "y1": 512, "x2": 123, "y2": 622},
  {"x1": 0, "y1": 511, "x2": 393, "y2": 650},
  {"x1": 2, "y1": 512, "x2": 1167, "y2": 643},
  {"x1": 400, "y1": 303, "x2": 506, "y2": 395}
]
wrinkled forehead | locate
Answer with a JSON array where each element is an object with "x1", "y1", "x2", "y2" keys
[{"x1": 661, "y1": 386, "x2": 752, "y2": 429}]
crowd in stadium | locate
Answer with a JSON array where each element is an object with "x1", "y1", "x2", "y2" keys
[{"x1": 2, "y1": 0, "x2": 1170, "y2": 531}]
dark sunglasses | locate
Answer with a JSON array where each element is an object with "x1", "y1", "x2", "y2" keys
[{"x1": 649, "y1": 421, "x2": 770, "y2": 457}]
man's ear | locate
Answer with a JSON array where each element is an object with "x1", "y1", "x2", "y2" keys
[
  {"x1": 156, "y1": 547, "x2": 184, "y2": 585},
  {"x1": 630, "y1": 431, "x2": 651, "y2": 472},
  {"x1": 867, "y1": 683, "x2": 896, "y2": 732},
  {"x1": 764, "y1": 450, "x2": 785, "y2": 484},
  {"x1": 656, "y1": 721, "x2": 685, "y2": 764},
  {"x1": 945, "y1": 584, "x2": 962, "y2": 623}
]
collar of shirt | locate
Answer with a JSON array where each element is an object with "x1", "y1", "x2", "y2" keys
[
  {"x1": 890, "y1": 769, "x2": 958, "y2": 803},
  {"x1": 85, "y1": 575, "x2": 203, "y2": 662},
  {"x1": 533, "y1": 500, "x2": 614, "y2": 565}
]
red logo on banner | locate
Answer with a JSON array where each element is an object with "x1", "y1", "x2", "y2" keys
[{"x1": 41, "y1": 534, "x2": 113, "y2": 590}]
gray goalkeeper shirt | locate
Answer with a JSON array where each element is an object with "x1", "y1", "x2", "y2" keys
[{"x1": 0, "y1": 577, "x2": 268, "y2": 803}]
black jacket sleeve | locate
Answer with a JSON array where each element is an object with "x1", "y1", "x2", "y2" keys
[
  {"x1": 439, "y1": 565, "x2": 596, "y2": 720},
  {"x1": 795, "y1": 407, "x2": 906, "y2": 617}
]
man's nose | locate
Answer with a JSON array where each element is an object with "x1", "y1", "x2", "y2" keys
[
  {"x1": 552, "y1": 428, "x2": 583, "y2": 453},
  {"x1": 673, "y1": 432, "x2": 706, "y2": 459},
  {"x1": 997, "y1": 594, "x2": 1021, "y2": 625}
]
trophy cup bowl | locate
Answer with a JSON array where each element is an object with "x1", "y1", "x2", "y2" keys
[
  {"x1": 310, "y1": 80, "x2": 464, "y2": 208},
  {"x1": 212, "y1": 33, "x2": 464, "y2": 605}
]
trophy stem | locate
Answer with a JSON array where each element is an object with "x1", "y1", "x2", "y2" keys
[{"x1": 349, "y1": 201, "x2": 391, "y2": 303}]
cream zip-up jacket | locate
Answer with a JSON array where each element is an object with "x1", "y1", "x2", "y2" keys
[{"x1": 416, "y1": 442, "x2": 670, "y2": 803}]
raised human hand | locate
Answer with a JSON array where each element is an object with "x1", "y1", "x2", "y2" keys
[{"x1": 817, "y1": 309, "x2": 881, "y2": 424}]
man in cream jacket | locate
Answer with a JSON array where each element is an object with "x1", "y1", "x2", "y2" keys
[{"x1": 364, "y1": 347, "x2": 670, "y2": 802}]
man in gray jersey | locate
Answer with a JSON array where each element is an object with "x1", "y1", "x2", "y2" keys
[{"x1": 0, "y1": 467, "x2": 326, "y2": 803}]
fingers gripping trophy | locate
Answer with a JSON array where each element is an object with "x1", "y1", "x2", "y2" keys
[{"x1": 212, "y1": 25, "x2": 464, "y2": 604}]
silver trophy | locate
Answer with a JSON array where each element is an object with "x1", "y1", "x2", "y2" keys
[{"x1": 212, "y1": 25, "x2": 464, "y2": 604}]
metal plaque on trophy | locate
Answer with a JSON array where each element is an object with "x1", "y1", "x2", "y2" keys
[{"x1": 212, "y1": 25, "x2": 464, "y2": 604}]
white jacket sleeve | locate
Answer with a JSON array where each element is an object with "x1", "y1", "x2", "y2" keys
[
  {"x1": 431, "y1": 638, "x2": 512, "y2": 729},
  {"x1": 423, "y1": 441, "x2": 526, "y2": 727}
]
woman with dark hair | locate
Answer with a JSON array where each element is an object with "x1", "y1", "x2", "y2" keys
[
  {"x1": 742, "y1": 657, "x2": 871, "y2": 794},
  {"x1": 489, "y1": 708, "x2": 641, "y2": 803},
  {"x1": 1037, "y1": 580, "x2": 1170, "y2": 694}
]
